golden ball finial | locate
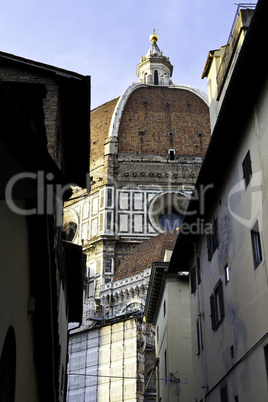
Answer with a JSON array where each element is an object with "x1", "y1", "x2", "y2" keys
[{"x1": 150, "y1": 28, "x2": 159, "y2": 43}]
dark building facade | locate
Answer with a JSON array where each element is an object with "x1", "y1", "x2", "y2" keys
[{"x1": 0, "y1": 52, "x2": 90, "y2": 402}]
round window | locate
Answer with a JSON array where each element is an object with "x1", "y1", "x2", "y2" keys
[
  {"x1": 62, "y1": 209, "x2": 78, "y2": 242},
  {"x1": 63, "y1": 222, "x2": 78, "y2": 242},
  {"x1": 148, "y1": 191, "x2": 189, "y2": 233},
  {"x1": 159, "y1": 207, "x2": 183, "y2": 231}
]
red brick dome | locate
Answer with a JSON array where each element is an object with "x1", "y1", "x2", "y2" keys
[
  {"x1": 118, "y1": 86, "x2": 210, "y2": 155},
  {"x1": 90, "y1": 84, "x2": 210, "y2": 164}
]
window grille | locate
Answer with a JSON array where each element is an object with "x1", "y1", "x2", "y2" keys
[{"x1": 207, "y1": 218, "x2": 219, "y2": 261}]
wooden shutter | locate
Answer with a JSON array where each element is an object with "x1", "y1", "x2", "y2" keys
[
  {"x1": 210, "y1": 293, "x2": 216, "y2": 330},
  {"x1": 218, "y1": 278, "x2": 225, "y2": 319}
]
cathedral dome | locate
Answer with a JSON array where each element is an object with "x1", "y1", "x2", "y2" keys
[
  {"x1": 91, "y1": 84, "x2": 210, "y2": 164},
  {"x1": 113, "y1": 231, "x2": 178, "y2": 281},
  {"x1": 90, "y1": 31, "x2": 210, "y2": 167}
]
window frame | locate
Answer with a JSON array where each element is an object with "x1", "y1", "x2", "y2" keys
[
  {"x1": 104, "y1": 258, "x2": 113, "y2": 273},
  {"x1": 251, "y1": 222, "x2": 262, "y2": 269},
  {"x1": 197, "y1": 316, "x2": 203, "y2": 355},
  {"x1": 242, "y1": 150, "x2": 252, "y2": 188},
  {"x1": 264, "y1": 343, "x2": 268, "y2": 382},
  {"x1": 224, "y1": 264, "x2": 230, "y2": 285},
  {"x1": 220, "y1": 381, "x2": 229, "y2": 402},
  {"x1": 210, "y1": 278, "x2": 225, "y2": 331}
]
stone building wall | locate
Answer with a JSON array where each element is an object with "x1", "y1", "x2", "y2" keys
[{"x1": 0, "y1": 65, "x2": 61, "y2": 166}]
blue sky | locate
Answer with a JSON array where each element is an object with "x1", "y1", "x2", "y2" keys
[{"x1": 0, "y1": 0, "x2": 249, "y2": 108}]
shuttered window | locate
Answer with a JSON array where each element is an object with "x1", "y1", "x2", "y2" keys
[
  {"x1": 207, "y1": 218, "x2": 219, "y2": 261},
  {"x1": 210, "y1": 279, "x2": 225, "y2": 331},
  {"x1": 197, "y1": 316, "x2": 203, "y2": 355},
  {"x1": 251, "y1": 228, "x2": 262, "y2": 269}
]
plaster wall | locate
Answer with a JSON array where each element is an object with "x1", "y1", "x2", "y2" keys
[
  {"x1": 0, "y1": 200, "x2": 39, "y2": 401},
  {"x1": 155, "y1": 278, "x2": 193, "y2": 401},
  {"x1": 0, "y1": 65, "x2": 61, "y2": 167},
  {"x1": 190, "y1": 74, "x2": 268, "y2": 402}
]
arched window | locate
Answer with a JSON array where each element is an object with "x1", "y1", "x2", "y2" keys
[
  {"x1": 144, "y1": 72, "x2": 148, "y2": 84},
  {"x1": 154, "y1": 70, "x2": 159, "y2": 85}
]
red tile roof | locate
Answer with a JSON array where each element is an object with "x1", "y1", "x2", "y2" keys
[{"x1": 113, "y1": 231, "x2": 178, "y2": 281}]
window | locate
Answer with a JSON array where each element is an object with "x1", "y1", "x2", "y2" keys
[
  {"x1": 168, "y1": 148, "x2": 175, "y2": 161},
  {"x1": 242, "y1": 150, "x2": 252, "y2": 188},
  {"x1": 63, "y1": 222, "x2": 77, "y2": 241},
  {"x1": 264, "y1": 344, "x2": 268, "y2": 381},
  {"x1": 154, "y1": 70, "x2": 159, "y2": 85},
  {"x1": 210, "y1": 279, "x2": 224, "y2": 331},
  {"x1": 163, "y1": 300, "x2": 166, "y2": 317},
  {"x1": 220, "y1": 382, "x2": 229, "y2": 402},
  {"x1": 0, "y1": 326, "x2": 16, "y2": 402},
  {"x1": 207, "y1": 218, "x2": 219, "y2": 261},
  {"x1": 104, "y1": 258, "x2": 112, "y2": 273},
  {"x1": 225, "y1": 264, "x2": 230, "y2": 284},
  {"x1": 197, "y1": 316, "x2": 203, "y2": 355},
  {"x1": 251, "y1": 221, "x2": 262, "y2": 269},
  {"x1": 107, "y1": 211, "x2": 112, "y2": 230},
  {"x1": 107, "y1": 188, "x2": 113, "y2": 207},
  {"x1": 159, "y1": 207, "x2": 183, "y2": 231}
]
